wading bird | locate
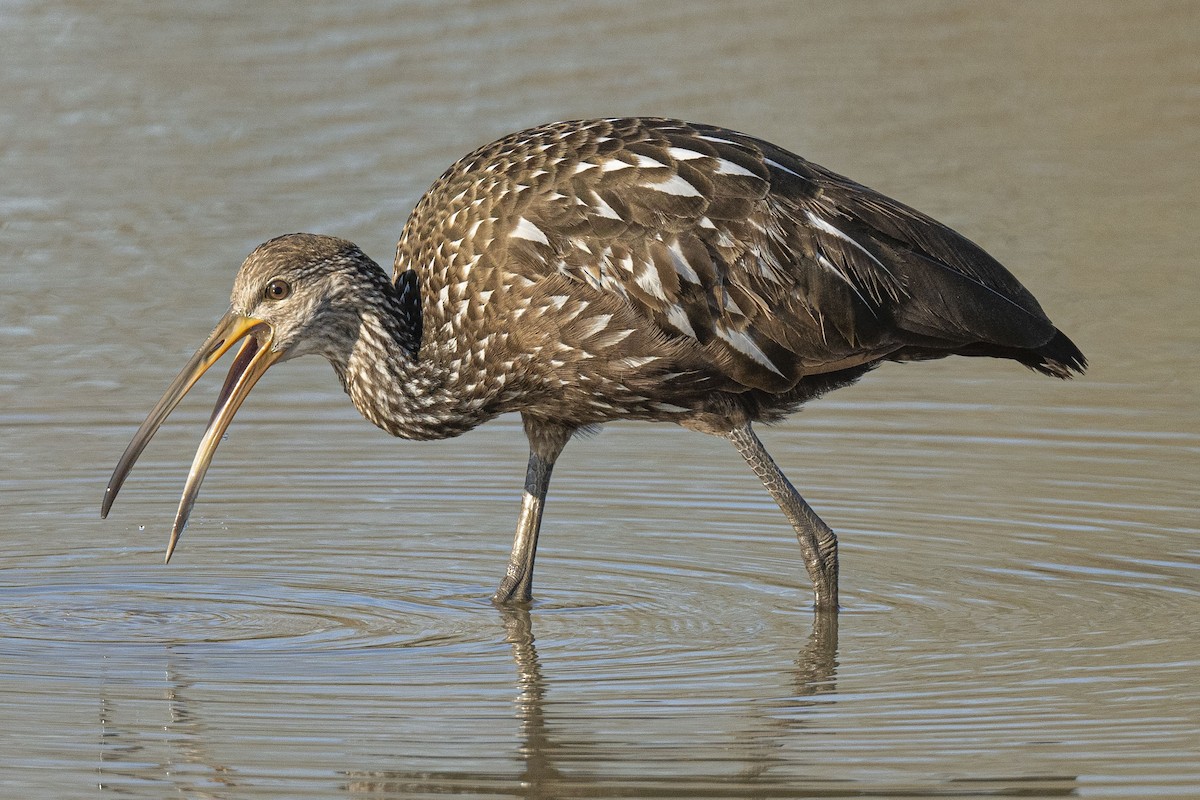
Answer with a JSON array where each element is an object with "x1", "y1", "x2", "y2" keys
[{"x1": 102, "y1": 118, "x2": 1085, "y2": 611}]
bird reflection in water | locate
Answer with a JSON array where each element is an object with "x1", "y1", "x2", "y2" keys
[
  {"x1": 342, "y1": 609, "x2": 842, "y2": 797},
  {"x1": 89, "y1": 612, "x2": 1078, "y2": 797}
]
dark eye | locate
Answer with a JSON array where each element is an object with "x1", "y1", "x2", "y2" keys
[{"x1": 264, "y1": 279, "x2": 291, "y2": 301}]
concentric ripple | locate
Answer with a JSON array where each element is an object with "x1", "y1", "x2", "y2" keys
[{"x1": 0, "y1": 566, "x2": 468, "y2": 652}]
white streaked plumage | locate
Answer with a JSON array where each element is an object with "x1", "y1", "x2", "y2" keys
[
  {"x1": 644, "y1": 173, "x2": 702, "y2": 197},
  {"x1": 510, "y1": 216, "x2": 549, "y2": 245},
  {"x1": 104, "y1": 118, "x2": 1086, "y2": 616}
]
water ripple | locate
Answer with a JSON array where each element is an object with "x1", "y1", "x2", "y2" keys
[{"x1": 0, "y1": 568, "x2": 462, "y2": 652}]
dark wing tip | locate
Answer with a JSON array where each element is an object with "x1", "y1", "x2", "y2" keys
[{"x1": 1029, "y1": 329, "x2": 1088, "y2": 379}]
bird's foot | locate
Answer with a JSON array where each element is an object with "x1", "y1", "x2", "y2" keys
[{"x1": 492, "y1": 573, "x2": 533, "y2": 606}]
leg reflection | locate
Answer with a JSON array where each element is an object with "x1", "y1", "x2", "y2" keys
[
  {"x1": 794, "y1": 609, "x2": 838, "y2": 697},
  {"x1": 497, "y1": 604, "x2": 564, "y2": 793}
]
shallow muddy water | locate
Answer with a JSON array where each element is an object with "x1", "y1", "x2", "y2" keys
[{"x1": 2, "y1": 2, "x2": 1197, "y2": 797}]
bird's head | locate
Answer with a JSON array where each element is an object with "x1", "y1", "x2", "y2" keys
[
  {"x1": 101, "y1": 233, "x2": 394, "y2": 561},
  {"x1": 228, "y1": 233, "x2": 390, "y2": 360}
]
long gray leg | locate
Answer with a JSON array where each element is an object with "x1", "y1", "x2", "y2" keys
[
  {"x1": 725, "y1": 423, "x2": 839, "y2": 611},
  {"x1": 493, "y1": 416, "x2": 574, "y2": 605}
]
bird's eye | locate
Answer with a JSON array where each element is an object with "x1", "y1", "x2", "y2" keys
[{"x1": 264, "y1": 279, "x2": 291, "y2": 301}]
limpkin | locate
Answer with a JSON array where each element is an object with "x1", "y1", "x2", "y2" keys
[{"x1": 102, "y1": 117, "x2": 1085, "y2": 611}]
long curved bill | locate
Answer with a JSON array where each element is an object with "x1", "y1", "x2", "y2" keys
[{"x1": 101, "y1": 310, "x2": 284, "y2": 562}]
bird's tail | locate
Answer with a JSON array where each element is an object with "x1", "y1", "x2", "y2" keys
[
  {"x1": 969, "y1": 329, "x2": 1087, "y2": 379},
  {"x1": 1024, "y1": 329, "x2": 1088, "y2": 378},
  {"x1": 915, "y1": 328, "x2": 1087, "y2": 379}
]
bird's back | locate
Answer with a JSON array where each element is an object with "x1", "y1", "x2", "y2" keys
[{"x1": 394, "y1": 118, "x2": 1084, "y2": 423}]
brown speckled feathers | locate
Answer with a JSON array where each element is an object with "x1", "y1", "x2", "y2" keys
[
  {"x1": 389, "y1": 117, "x2": 1083, "y2": 434},
  {"x1": 104, "y1": 116, "x2": 1087, "y2": 608}
]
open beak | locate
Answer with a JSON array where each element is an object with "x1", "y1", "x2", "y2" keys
[{"x1": 101, "y1": 310, "x2": 284, "y2": 562}]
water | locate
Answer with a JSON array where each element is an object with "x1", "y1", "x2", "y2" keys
[{"x1": 2, "y1": 1, "x2": 1198, "y2": 797}]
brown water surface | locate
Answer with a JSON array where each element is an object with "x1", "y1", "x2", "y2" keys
[{"x1": 2, "y1": 2, "x2": 1197, "y2": 797}]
